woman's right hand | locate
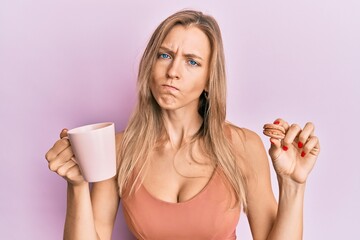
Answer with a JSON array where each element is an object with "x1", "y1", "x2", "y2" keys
[{"x1": 45, "y1": 129, "x2": 86, "y2": 186}]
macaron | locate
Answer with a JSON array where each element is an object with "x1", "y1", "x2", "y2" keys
[{"x1": 263, "y1": 123, "x2": 286, "y2": 139}]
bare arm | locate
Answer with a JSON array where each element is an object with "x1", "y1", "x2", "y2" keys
[
  {"x1": 266, "y1": 177, "x2": 305, "y2": 240},
  {"x1": 63, "y1": 176, "x2": 119, "y2": 240},
  {"x1": 64, "y1": 183, "x2": 100, "y2": 240},
  {"x1": 89, "y1": 132, "x2": 124, "y2": 239},
  {"x1": 236, "y1": 128, "x2": 277, "y2": 240},
  {"x1": 91, "y1": 176, "x2": 120, "y2": 240}
]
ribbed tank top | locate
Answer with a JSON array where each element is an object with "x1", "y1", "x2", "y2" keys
[{"x1": 121, "y1": 169, "x2": 241, "y2": 240}]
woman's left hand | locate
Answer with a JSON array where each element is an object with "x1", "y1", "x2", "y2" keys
[{"x1": 266, "y1": 118, "x2": 321, "y2": 184}]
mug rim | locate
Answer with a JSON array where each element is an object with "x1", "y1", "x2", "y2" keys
[{"x1": 67, "y1": 122, "x2": 114, "y2": 135}]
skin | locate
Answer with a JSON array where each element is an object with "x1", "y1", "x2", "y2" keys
[
  {"x1": 45, "y1": 25, "x2": 320, "y2": 240},
  {"x1": 145, "y1": 25, "x2": 214, "y2": 201}
]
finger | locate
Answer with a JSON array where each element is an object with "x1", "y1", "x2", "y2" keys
[
  {"x1": 57, "y1": 159, "x2": 77, "y2": 177},
  {"x1": 45, "y1": 138, "x2": 71, "y2": 161},
  {"x1": 65, "y1": 164, "x2": 84, "y2": 181},
  {"x1": 273, "y1": 118, "x2": 290, "y2": 132},
  {"x1": 297, "y1": 122, "x2": 315, "y2": 149},
  {"x1": 70, "y1": 156, "x2": 78, "y2": 164},
  {"x1": 301, "y1": 136, "x2": 320, "y2": 157},
  {"x1": 48, "y1": 146, "x2": 74, "y2": 172},
  {"x1": 282, "y1": 123, "x2": 302, "y2": 151},
  {"x1": 60, "y1": 128, "x2": 69, "y2": 139},
  {"x1": 269, "y1": 138, "x2": 282, "y2": 160}
]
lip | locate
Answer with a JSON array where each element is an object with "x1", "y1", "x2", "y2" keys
[{"x1": 162, "y1": 84, "x2": 179, "y2": 91}]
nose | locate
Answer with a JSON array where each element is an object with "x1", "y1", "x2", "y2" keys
[{"x1": 166, "y1": 58, "x2": 180, "y2": 80}]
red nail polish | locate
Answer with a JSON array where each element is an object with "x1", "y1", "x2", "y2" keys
[
  {"x1": 270, "y1": 139, "x2": 274, "y2": 144},
  {"x1": 274, "y1": 120, "x2": 280, "y2": 124},
  {"x1": 282, "y1": 146, "x2": 288, "y2": 151},
  {"x1": 298, "y1": 142, "x2": 303, "y2": 148},
  {"x1": 301, "y1": 151, "x2": 306, "y2": 157}
]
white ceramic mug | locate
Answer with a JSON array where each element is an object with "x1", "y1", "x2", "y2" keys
[{"x1": 67, "y1": 122, "x2": 116, "y2": 182}]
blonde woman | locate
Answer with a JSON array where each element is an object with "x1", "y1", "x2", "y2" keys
[{"x1": 46, "y1": 10, "x2": 320, "y2": 240}]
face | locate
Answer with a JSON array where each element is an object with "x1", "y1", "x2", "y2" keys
[{"x1": 150, "y1": 25, "x2": 211, "y2": 112}]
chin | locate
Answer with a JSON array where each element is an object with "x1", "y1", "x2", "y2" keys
[
  {"x1": 158, "y1": 103, "x2": 179, "y2": 111},
  {"x1": 155, "y1": 96, "x2": 178, "y2": 109}
]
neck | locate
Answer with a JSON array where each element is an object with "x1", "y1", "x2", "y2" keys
[{"x1": 161, "y1": 108, "x2": 203, "y2": 149}]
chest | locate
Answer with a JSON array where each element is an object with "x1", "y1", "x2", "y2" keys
[
  {"x1": 122, "y1": 169, "x2": 240, "y2": 240},
  {"x1": 142, "y1": 143, "x2": 215, "y2": 203}
]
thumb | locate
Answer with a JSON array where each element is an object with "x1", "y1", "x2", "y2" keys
[
  {"x1": 269, "y1": 137, "x2": 282, "y2": 160},
  {"x1": 59, "y1": 128, "x2": 68, "y2": 139}
]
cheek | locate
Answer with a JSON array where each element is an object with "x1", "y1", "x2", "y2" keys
[
  {"x1": 183, "y1": 80, "x2": 207, "y2": 97},
  {"x1": 149, "y1": 77, "x2": 156, "y2": 96},
  {"x1": 150, "y1": 65, "x2": 161, "y2": 87},
  {"x1": 151, "y1": 68, "x2": 163, "y2": 87},
  {"x1": 191, "y1": 71, "x2": 209, "y2": 90}
]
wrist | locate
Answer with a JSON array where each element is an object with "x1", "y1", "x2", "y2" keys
[
  {"x1": 67, "y1": 181, "x2": 89, "y2": 193},
  {"x1": 277, "y1": 175, "x2": 306, "y2": 195}
]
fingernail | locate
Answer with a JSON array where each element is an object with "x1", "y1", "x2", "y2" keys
[
  {"x1": 282, "y1": 146, "x2": 288, "y2": 151},
  {"x1": 301, "y1": 151, "x2": 306, "y2": 157},
  {"x1": 274, "y1": 120, "x2": 280, "y2": 124},
  {"x1": 270, "y1": 139, "x2": 274, "y2": 144},
  {"x1": 298, "y1": 141, "x2": 303, "y2": 148}
]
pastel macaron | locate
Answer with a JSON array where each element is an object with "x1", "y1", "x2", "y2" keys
[{"x1": 263, "y1": 123, "x2": 286, "y2": 139}]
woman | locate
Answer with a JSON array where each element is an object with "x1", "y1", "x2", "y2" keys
[{"x1": 46, "y1": 10, "x2": 320, "y2": 240}]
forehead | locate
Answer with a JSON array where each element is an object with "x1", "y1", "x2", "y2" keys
[{"x1": 161, "y1": 25, "x2": 211, "y2": 58}]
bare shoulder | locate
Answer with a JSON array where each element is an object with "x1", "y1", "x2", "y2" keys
[
  {"x1": 225, "y1": 123, "x2": 270, "y2": 176},
  {"x1": 224, "y1": 122, "x2": 264, "y2": 150}
]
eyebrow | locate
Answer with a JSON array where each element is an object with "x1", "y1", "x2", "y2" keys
[{"x1": 159, "y1": 46, "x2": 204, "y2": 61}]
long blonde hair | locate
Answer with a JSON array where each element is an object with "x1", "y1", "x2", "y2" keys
[{"x1": 118, "y1": 10, "x2": 247, "y2": 209}]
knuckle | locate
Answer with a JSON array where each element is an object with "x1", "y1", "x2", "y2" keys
[
  {"x1": 291, "y1": 123, "x2": 301, "y2": 131},
  {"x1": 303, "y1": 145, "x2": 311, "y2": 152},
  {"x1": 60, "y1": 164, "x2": 74, "y2": 177},
  {"x1": 48, "y1": 161, "x2": 58, "y2": 172},
  {"x1": 59, "y1": 138, "x2": 71, "y2": 148},
  {"x1": 65, "y1": 148, "x2": 74, "y2": 158},
  {"x1": 58, "y1": 147, "x2": 73, "y2": 161},
  {"x1": 298, "y1": 135, "x2": 307, "y2": 143},
  {"x1": 311, "y1": 136, "x2": 319, "y2": 142},
  {"x1": 46, "y1": 149, "x2": 60, "y2": 161},
  {"x1": 45, "y1": 151, "x2": 53, "y2": 161},
  {"x1": 54, "y1": 138, "x2": 69, "y2": 150},
  {"x1": 62, "y1": 137, "x2": 70, "y2": 144},
  {"x1": 65, "y1": 170, "x2": 76, "y2": 180},
  {"x1": 297, "y1": 134, "x2": 305, "y2": 141},
  {"x1": 57, "y1": 167, "x2": 66, "y2": 177}
]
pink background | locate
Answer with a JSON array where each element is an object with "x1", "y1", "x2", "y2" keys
[{"x1": 1, "y1": 0, "x2": 359, "y2": 239}]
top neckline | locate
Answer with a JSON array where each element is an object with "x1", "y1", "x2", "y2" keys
[{"x1": 140, "y1": 168, "x2": 219, "y2": 206}]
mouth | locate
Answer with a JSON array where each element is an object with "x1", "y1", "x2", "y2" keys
[{"x1": 162, "y1": 84, "x2": 179, "y2": 91}]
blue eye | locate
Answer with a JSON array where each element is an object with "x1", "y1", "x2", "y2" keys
[
  {"x1": 188, "y1": 59, "x2": 198, "y2": 66},
  {"x1": 159, "y1": 53, "x2": 171, "y2": 59}
]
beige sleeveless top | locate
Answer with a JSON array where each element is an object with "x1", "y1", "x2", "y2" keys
[{"x1": 121, "y1": 169, "x2": 241, "y2": 240}]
